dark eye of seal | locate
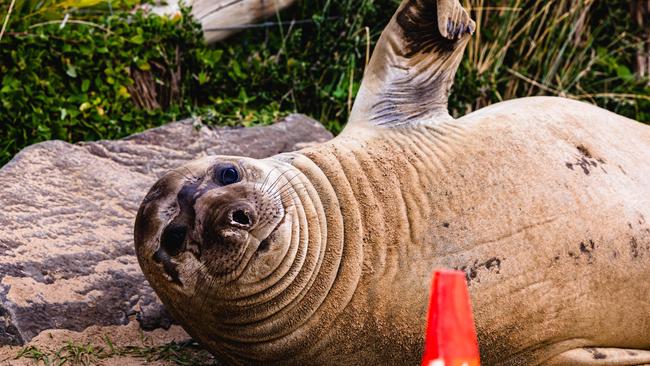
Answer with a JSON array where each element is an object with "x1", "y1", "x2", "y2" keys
[
  {"x1": 160, "y1": 223, "x2": 187, "y2": 256},
  {"x1": 216, "y1": 165, "x2": 240, "y2": 185}
]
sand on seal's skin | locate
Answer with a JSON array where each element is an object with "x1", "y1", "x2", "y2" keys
[{"x1": 0, "y1": 321, "x2": 208, "y2": 365}]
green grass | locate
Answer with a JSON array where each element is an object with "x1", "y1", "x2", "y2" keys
[
  {"x1": 14, "y1": 338, "x2": 218, "y2": 365},
  {"x1": 452, "y1": 0, "x2": 650, "y2": 119},
  {"x1": 0, "y1": 0, "x2": 648, "y2": 166}
]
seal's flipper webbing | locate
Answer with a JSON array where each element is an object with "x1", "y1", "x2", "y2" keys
[{"x1": 344, "y1": 0, "x2": 474, "y2": 130}]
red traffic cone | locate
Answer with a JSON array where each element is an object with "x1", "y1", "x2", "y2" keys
[{"x1": 421, "y1": 269, "x2": 480, "y2": 366}]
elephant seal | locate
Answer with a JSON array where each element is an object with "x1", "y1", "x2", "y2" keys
[{"x1": 134, "y1": 0, "x2": 650, "y2": 364}]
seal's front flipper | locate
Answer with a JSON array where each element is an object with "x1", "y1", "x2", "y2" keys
[
  {"x1": 546, "y1": 347, "x2": 650, "y2": 365},
  {"x1": 344, "y1": 0, "x2": 474, "y2": 131}
]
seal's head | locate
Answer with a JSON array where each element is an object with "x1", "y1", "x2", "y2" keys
[
  {"x1": 135, "y1": 152, "x2": 340, "y2": 363},
  {"x1": 134, "y1": 156, "x2": 300, "y2": 310}
]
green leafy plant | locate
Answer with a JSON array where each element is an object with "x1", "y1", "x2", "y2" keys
[
  {"x1": 0, "y1": 7, "x2": 206, "y2": 164},
  {"x1": 14, "y1": 338, "x2": 217, "y2": 365},
  {"x1": 0, "y1": 0, "x2": 648, "y2": 166},
  {"x1": 451, "y1": 0, "x2": 650, "y2": 120}
]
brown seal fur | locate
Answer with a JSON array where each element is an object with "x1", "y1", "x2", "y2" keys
[{"x1": 135, "y1": 0, "x2": 650, "y2": 364}]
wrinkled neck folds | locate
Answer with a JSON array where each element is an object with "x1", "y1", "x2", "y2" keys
[
  {"x1": 190, "y1": 124, "x2": 466, "y2": 363},
  {"x1": 183, "y1": 154, "x2": 361, "y2": 363}
]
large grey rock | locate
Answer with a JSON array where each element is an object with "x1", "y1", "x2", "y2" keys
[{"x1": 0, "y1": 115, "x2": 332, "y2": 345}]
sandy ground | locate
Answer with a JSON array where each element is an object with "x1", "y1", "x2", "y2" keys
[{"x1": 0, "y1": 321, "x2": 216, "y2": 365}]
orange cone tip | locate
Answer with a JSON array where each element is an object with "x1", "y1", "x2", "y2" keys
[{"x1": 421, "y1": 269, "x2": 480, "y2": 366}]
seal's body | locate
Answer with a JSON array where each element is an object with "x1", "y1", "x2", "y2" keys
[
  {"x1": 239, "y1": 98, "x2": 650, "y2": 366},
  {"x1": 135, "y1": 0, "x2": 650, "y2": 364}
]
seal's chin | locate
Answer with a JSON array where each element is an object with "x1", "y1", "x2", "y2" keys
[
  {"x1": 200, "y1": 227, "x2": 253, "y2": 277},
  {"x1": 193, "y1": 224, "x2": 275, "y2": 286}
]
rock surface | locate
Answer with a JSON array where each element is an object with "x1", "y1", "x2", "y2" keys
[
  {"x1": 0, "y1": 321, "x2": 206, "y2": 365},
  {"x1": 0, "y1": 115, "x2": 332, "y2": 346}
]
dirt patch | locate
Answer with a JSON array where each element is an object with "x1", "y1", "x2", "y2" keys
[{"x1": 0, "y1": 321, "x2": 217, "y2": 365}]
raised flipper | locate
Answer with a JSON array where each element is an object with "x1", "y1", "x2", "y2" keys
[
  {"x1": 545, "y1": 347, "x2": 650, "y2": 365},
  {"x1": 344, "y1": 0, "x2": 475, "y2": 131}
]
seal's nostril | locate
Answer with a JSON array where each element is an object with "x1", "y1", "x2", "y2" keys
[
  {"x1": 232, "y1": 209, "x2": 251, "y2": 226},
  {"x1": 161, "y1": 223, "x2": 187, "y2": 256}
]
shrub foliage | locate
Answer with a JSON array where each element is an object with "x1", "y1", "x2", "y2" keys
[
  {"x1": 0, "y1": 7, "x2": 205, "y2": 163},
  {"x1": 0, "y1": 0, "x2": 648, "y2": 165}
]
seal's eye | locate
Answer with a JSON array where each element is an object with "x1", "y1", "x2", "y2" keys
[
  {"x1": 161, "y1": 223, "x2": 187, "y2": 256},
  {"x1": 216, "y1": 165, "x2": 240, "y2": 185}
]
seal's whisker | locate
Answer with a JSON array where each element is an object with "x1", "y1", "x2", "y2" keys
[
  {"x1": 256, "y1": 182, "x2": 305, "y2": 226},
  {"x1": 266, "y1": 186, "x2": 308, "y2": 216},
  {"x1": 279, "y1": 171, "x2": 304, "y2": 188},
  {"x1": 278, "y1": 173, "x2": 304, "y2": 189},
  {"x1": 255, "y1": 167, "x2": 273, "y2": 192},
  {"x1": 272, "y1": 188, "x2": 304, "y2": 206},
  {"x1": 261, "y1": 168, "x2": 290, "y2": 193},
  {"x1": 275, "y1": 190, "x2": 302, "y2": 205},
  {"x1": 272, "y1": 181, "x2": 308, "y2": 201},
  {"x1": 263, "y1": 169, "x2": 302, "y2": 196},
  {"x1": 269, "y1": 187, "x2": 298, "y2": 204},
  {"x1": 258, "y1": 166, "x2": 280, "y2": 192},
  {"x1": 262, "y1": 169, "x2": 291, "y2": 195},
  {"x1": 270, "y1": 181, "x2": 308, "y2": 200},
  {"x1": 264, "y1": 173, "x2": 304, "y2": 206}
]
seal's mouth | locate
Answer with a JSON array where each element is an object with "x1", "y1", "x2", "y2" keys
[
  {"x1": 258, "y1": 237, "x2": 271, "y2": 252},
  {"x1": 184, "y1": 178, "x2": 289, "y2": 283},
  {"x1": 257, "y1": 209, "x2": 287, "y2": 253}
]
